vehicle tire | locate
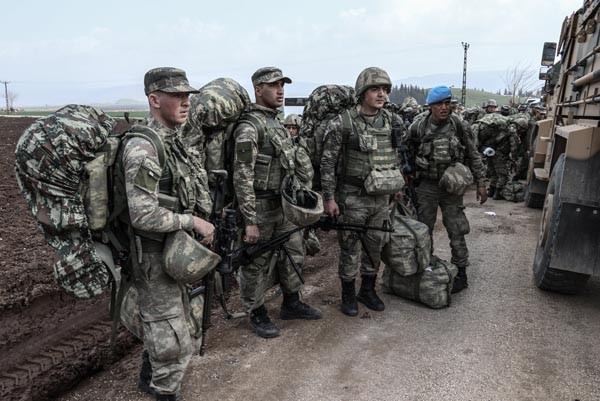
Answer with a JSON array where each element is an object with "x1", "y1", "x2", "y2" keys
[{"x1": 532, "y1": 154, "x2": 590, "y2": 293}]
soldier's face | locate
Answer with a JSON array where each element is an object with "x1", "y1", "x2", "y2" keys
[
  {"x1": 256, "y1": 81, "x2": 285, "y2": 109},
  {"x1": 363, "y1": 86, "x2": 388, "y2": 110},
  {"x1": 430, "y1": 100, "x2": 451, "y2": 122},
  {"x1": 285, "y1": 125, "x2": 298, "y2": 137},
  {"x1": 151, "y1": 92, "x2": 191, "y2": 128}
]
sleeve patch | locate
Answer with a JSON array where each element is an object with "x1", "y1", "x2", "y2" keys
[
  {"x1": 134, "y1": 156, "x2": 161, "y2": 193},
  {"x1": 236, "y1": 141, "x2": 253, "y2": 163}
]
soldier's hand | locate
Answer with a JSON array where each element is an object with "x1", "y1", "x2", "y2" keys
[
  {"x1": 324, "y1": 199, "x2": 339, "y2": 217},
  {"x1": 193, "y1": 216, "x2": 215, "y2": 245},
  {"x1": 244, "y1": 225, "x2": 260, "y2": 244},
  {"x1": 393, "y1": 191, "x2": 404, "y2": 202},
  {"x1": 476, "y1": 186, "x2": 488, "y2": 205}
]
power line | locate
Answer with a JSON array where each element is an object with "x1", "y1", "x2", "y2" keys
[{"x1": 0, "y1": 81, "x2": 10, "y2": 114}]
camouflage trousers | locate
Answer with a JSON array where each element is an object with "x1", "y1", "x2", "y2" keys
[
  {"x1": 239, "y1": 199, "x2": 304, "y2": 312},
  {"x1": 416, "y1": 180, "x2": 470, "y2": 268},
  {"x1": 337, "y1": 192, "x2": 389, "y2": 281},
  {"x1": 133, "y1": 251, "x2": 195, "y2": 396},
  {"x1": 514, "y1": 143, "x2": 529, "y2": 180},
  {"x1": 487, "y1": 153, "x2": 511, "y2": 189}
]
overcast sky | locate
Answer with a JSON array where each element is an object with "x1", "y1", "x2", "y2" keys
[{"x1": 1, "y1": 0, "x2": 583, "y2": 106}]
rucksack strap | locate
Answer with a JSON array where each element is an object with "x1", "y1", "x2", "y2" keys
[
  {"x1": 237, "y1": 113, "x2": 266, "y2": 146},
  {"x1": 125, "y1": 126, "x2": 167, "y2": 169},
  {"x1": 338, "y1": 110, "x2": 353, "y2": 199}
]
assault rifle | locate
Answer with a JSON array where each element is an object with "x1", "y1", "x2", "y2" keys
[
  {"x1": 397, "y1": 143, "x2": 418, "y2": 209},
  {"x1": 228, "y1": 216, "x2": 394, "y2": 275},
  {"x1": 196, "y1": 170, "x2": 238, "y2": 356}
]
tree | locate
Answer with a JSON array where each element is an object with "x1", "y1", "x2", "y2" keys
[
  {"x1": 1, "y1": 90, "x2": 18, "y2": 112},
  {"x1": 501, "y1": 62, "x2": 539, "y2": 106}
]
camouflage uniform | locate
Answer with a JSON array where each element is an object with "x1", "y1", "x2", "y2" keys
[
  {"x1": 121, "y1": 114, "x2": 211, "y2": 397},
  {"x1": 476, "y1": 114, "x2": 519, "y2": 198},
  {"x1": 407, "y1": 114, "x2": 486, "y2": 270},
  {"x1": 509, "y1": 114, "x2": 531, "y2": 179},
  {"x1": 321, "y1": 109, "x2": 402, "y2": 281},
  {"x1": 121, "y1": 67, "x2": 210, "y2": 401},
  {"x1": 233, "y1": 104, "x2": 306, "y2": 310}
]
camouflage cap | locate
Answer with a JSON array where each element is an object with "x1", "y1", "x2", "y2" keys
[
  {"x1": 252, "y1": 67, "x2": 292, "y2": 86},
  {"x1": 144, "y1": 67, "x2": 199, "y2": 96}
]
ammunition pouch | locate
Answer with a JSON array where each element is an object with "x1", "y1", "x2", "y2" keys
[{"x1": 364, "y1": 168, "x2": 405, "y2": 196}]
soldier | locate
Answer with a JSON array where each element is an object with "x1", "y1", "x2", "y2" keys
[
  {"x1": 321, "y1": 67, "x2": 404, "y2": 316},
  {"x1": 233, "y1": 66, "x2": 321, "y2": 339},
  {"x1": 484, "y1": 99, "x2": 498, "y2": 114},
  {"x1": 123, "y1": 67, "x2": 215, "y2": 401},
  {"x1": 477, "y1": 113, "x2": 519, "y2": 200},
  {"x1": 509, "y1": 115, "x2": 530, "y2": 180},
  {"x1": 406, "y1": 86, "x2": 488, "y2": 293},
  {"x1": 283, "y1": 113, "x2": 302, "y2": 138}
]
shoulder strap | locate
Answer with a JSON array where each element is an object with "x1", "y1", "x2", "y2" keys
[
  {"x1": 449, "y1": 115, "x2": 465, "y2": 142},
  {"x1": 339, "y1": 110, "x2": 353, "y2": 190},
  {"x1": 125, "y1": 126, "x2": 167, "y2": 169},
  {"x1": 238, "y1": 112, "x2": 266, "y2": 145}
]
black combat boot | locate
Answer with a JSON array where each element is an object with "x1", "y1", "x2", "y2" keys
[
  {"x1": 356, "y1": 275, "x2": 385, "y2": 311},
  {"x1": 487, "y1": 186, "x2": 496, "y2": 198},
  {"x1": 250, "y1": 305, "x2": 280, "y2": 338},
  {"x1": 340, "y1": 279, "x2": 358, "y2": 316},
  {"x1": 493, "y1": 190, "x2": 504, "y2": 200},
  {"x1": 155, "y1": 394, "x2": 178, "y2": 401},
  {"x1": 137, "y1": 350, "x2": 155, "y2": 396},
  {"x1": 280, "y1": 292, "x2": 322, "y2": 320},
  {"x1": 451, "y1": 266, "x2": 469, "y2": 293}
]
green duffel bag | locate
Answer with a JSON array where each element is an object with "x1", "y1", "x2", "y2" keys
[
  {"x1": 500, "y1": 180, "x2": 525, "y2": 202},
  {"x1": 382, "y1": 255, "x2": 458, "y2": 309},
  {"x1": 382, "y1": 204, "x2": 431, "y2": 276}
]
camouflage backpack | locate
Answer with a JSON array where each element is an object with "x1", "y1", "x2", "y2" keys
[
  {"x1": 299, "y1": 85, "x2": 356, "y2": 181},
  {"x1": 181, "y1": 78, "x2": 251, "y2": 194},
  {"x1": 476, "y1": 113, "x2": 509, "y2": 146},
  {"x1": 500, "y1": 180, "x2": 525, "y2": 202},
  {"x1": 15, "y1": 104, "x2": 166, "y2": 299}
]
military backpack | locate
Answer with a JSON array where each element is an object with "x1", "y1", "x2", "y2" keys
[
  {"x1": 299, "y1": 84, "x2": 356, "y2": 189},
  {"x1": 15, "y1": 104, "x2": 167, "y2": 299}
]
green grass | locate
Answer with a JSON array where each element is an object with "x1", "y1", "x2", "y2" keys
[{"x1": 450, "y1": 88, "x2": 524, "y2": 108}]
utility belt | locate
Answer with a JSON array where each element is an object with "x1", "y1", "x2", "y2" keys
[
  {"x1": 418, "y1": 163, "x2": 450, "y2": 181},
  {"x1": 138, "y1": 236, "x2": 165, "y2": 253},
  {"x1": 255, "y1": 190, "x2": 281, "y2": 200}
]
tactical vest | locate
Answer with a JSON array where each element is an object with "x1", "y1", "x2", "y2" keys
[
  {"x1": 340, "y1": 109, "x2": 396, "y2": 186},
  {"x1": 115, "y1": 124, "x2": 202, "y2": 245},
  {"x1": 239, "y1": 111, "x2": 297, "y2": 197},
  {"x1": 415, "y1": 115, "x2": 466, "y2": 181}
]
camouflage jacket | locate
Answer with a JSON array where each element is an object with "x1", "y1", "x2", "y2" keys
[
  {"x1": 233, "y1": 104, "x2": 287, "y2": 226},
  {"x1": 320, "y1": 107, "x2": 403, "y2": 201},
  {"x1": 122, "y1": 116, "x2": 207, "y2": 234},
  {"x1": 407, "y1": 114, "x2": 486, "y2": 186}
]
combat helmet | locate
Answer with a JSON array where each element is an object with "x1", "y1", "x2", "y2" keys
[
  {"x1": 500, "y1": 105, "x2": 510, "y2": 116},
  {"x1": 355, "y1": 67, "x2": 392, "y2": 97},
  {"x1": 163, "y1": 230, "x2": 221, "y2": 284},
  {"x1": 283, "y1": 113, "x2": 302, "y2": 127},
  {"x1": 281, "y1": 176, "x2": 324, "y2": 226}
]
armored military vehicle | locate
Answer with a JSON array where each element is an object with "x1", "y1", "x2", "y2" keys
[{"x1": 526, "y1": 2, "x2": 600, "y2": 293}]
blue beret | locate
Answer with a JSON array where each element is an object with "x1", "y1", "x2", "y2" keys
[{"x1": 426, "y1": 86, "x2": 452, "y2": 105}]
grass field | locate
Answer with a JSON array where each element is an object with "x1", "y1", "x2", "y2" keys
[{"x1": 450, "y1": 88, "x2": 527, "y2": 108}]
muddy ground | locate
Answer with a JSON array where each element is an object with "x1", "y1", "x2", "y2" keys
[{"x1": 2, "y1": 116, "x2": 600, "y2": 401}]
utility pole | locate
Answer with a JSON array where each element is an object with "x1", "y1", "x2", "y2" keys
[
  {"x1": 0, "y1": 81, "x2": 10, "y2": 114},
  {"x1": 461, "y1": 42, "x2": 469, "y2": 106}
]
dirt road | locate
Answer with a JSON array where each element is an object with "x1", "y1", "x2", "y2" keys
[{"x1": 54, "y1": 194, "x2": 600, "y2": 401}]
